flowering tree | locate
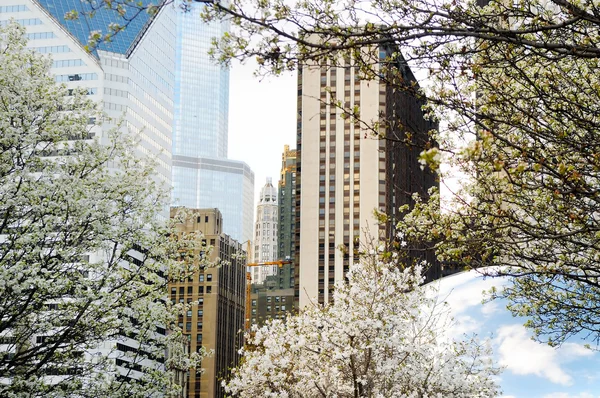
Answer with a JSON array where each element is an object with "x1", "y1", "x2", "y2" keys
[
  {"x1": 226, "y1": 249, "x2": 500, "y2": 397},
  {"x1": 83, "y1": 0, "x2": 600, "y2": 349},
  {"x1": 0, "y1": 23, "x2": 204, "y2": 397}
]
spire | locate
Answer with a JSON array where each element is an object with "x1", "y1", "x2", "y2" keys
[{"x1": 259, "y1": 177, "x2": 277, "y2": 204}]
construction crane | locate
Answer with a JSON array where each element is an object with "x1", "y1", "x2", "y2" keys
[{"x1": 245, "y1": 258, "x2": 293, "y2": 330}]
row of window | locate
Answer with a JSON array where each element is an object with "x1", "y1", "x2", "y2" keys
[
  {"x1": 251, "y1": 296, "x2": 286, "y2": 305},
  {"x1": 66, "y1": 88, "x2": 97, "y2": 96},
  {"x1": 53, "y1": 59, "x2": 86, "y2": 68},
  {"x1": 27, "y1": 31, "x2": 55, "y2": 40},
  {"x1": 0, "y1": 18, "x2": 41, "y2": 26},
  {"x1": 35, "y1": 45, "x2": 71, "y2": 53},
  {"x1": 55, "y1": 73, "x2": 98, "y2": 82},
  {"x1": 0, "y1": 5, "x2": 28, "y2": 12},
  {"x1": 251, "y1": 305, "x2": 287, "y2": 314}
]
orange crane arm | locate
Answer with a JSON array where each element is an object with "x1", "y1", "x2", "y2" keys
[{"x1": 246, "y1": 260, "x2": 292, "y2": 268}]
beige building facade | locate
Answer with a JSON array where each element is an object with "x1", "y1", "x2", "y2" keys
[
  {"x1": 170, "y1": 208, "x2": 246, "y2": 398},
  {"x1": 296, "y1": 47, "x2": 438, "y2": 307}
]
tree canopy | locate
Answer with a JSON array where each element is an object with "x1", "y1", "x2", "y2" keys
[
  {"x1": 87, "y1": 0, "x2": 600, "y2": 347},
  {"x1": 200, "y1": 0, "x2": 600, "y2": 349},
  {"x1": 0, "y1": 22, "x2": 203, "y2": 397},
  {"x1": 226, "y1": 249, "x2": 500, "y2": 397}
]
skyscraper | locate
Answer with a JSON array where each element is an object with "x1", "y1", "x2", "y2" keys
[
  {"x1": 171, "y1": 4, "x2": 254, "y2": 243},
  {"x1": 295, "y1": 47, "x2": 438, "y2": 307},
  {"x1": 32, "y1": 0, "x2": 176, "y2": 190},
  {"x1": 250, "y1": 178, "x2": 279, "y2": 284}
]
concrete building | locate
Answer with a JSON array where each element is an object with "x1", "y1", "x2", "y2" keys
[
  {"x1": 171, "y1": 3, "x2": 254, "y2": 243},
  {"x1": 250, "y1": 178, "x2": 279, "y2": 284},
  {"x1": 170, "y1": 208, "x2": 246, "y2": 398},
  {"x1": 295, "y1": 46, "x2": 439, "y2": 307}
]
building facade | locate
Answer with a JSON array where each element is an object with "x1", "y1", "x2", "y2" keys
[
  {"x1": 250, "y1": 178, "x2": 279, "y2": 284},
  {"x1": 170, "y1": 3, "x2": 254, "y2": 243},
  {"x1": 170, "y1": 208, "x2": 246, "y2": 398},
  {"x1": 295, "y1": 47, "x2": 439, "y2": 308},
  {"x1": 33, "y1": 0, "x2": 176, "y2": 191},
  {"x1": 248, "y1": 149, "x2": 297, "y2": 327},
  {"x1": 278, "y1": 145, "x2": 297, "y2": 262},
  {"x1": 172, "y1": 156, "x2": 254, "y2": 243}
]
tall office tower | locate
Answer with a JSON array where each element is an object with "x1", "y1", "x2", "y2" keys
[
  {"x1": 171, "y1": 4, "x2": 254, "y2": 243},
  {"x1": 27, "y1": 0, "x2": 177, "y2": 190},
  {"x1": 296, "y1": 47, "x2": 438, "y2": 308},
  {"x1": 170, "y1": 208, "x2": 246, "y2": 398},
  {"x1": 250, "y1": 178, "x2": 279, "y2": 284},
  {"x1": 0, "y1": 0, "x2": 177, "y2": 383}
]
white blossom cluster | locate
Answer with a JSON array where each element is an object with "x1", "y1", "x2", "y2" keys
[{"x1": 225, "y1": 249, "x2": 501, "y2": 397}]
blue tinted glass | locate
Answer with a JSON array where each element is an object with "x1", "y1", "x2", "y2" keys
[{"x1": 37, "y1": 0, "x2": 158, "y2": 55}]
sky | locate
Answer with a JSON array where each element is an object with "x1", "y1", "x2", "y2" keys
[
  {"x1": 228, "y1": 59, "x2": 297, "y2": 205},
  {"x1": 435, "y1": 271, "x2": 600, "y2": 398}
]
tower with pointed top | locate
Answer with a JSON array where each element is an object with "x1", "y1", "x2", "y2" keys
[{"x1": 251, "y1": 178, "x2": 279, "y2": 284}]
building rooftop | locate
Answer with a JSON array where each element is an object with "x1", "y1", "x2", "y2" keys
[{"x1": 36, "y1": 0, "x2": 157, "y2": 56}]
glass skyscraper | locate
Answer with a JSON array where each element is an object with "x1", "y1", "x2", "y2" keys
[
  {"x1": 172, "y1": 4, "x2": 254, "y2": 244},
  {"x1": 29, "y1": 0, "x2": 176, "y2": 191}
]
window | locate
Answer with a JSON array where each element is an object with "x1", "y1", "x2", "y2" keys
[
  {"x1": 206, "y1": 274, "x2": 212, "y2": 282},
  {"x1": 54, "y1": 73, "x2": 98, "y2": 83},
  {"x1": 187, "y1": 310, "x2": 192, "y2": 317},
  {"x1": 198, "y1": 286, "x2": 204, "y2": 294},
  {"x1": 199, "y1": 275, "x2": 204, "y2": 282},
  {"x1": 206, "y1": 286, "x2": 212, "y2": 294},
  {"x1": 26, "y1": 32, "x2": 56, "y2": 41},
  {"x1": 282, "y1": 305, "x2": 286, "y2": 311},
  {"x1": 196, "y1": 334, "x2": 202, "y2": 343},
  {"x1": 251, "y1": 299, "x2": 256, "y2": 306},
  {"x1": 0, "y1": 5, "x2": 29, "y2": 12},
  {"x1": 197, "y1": 322, "x2": 202, "y2": 330},
  {"x1": 267, "y1": 297, "x2": 271, "y2": 303},
  {"x1": 186, "y1": 322, "x2": 191, "y2": 331},
  {"x1": 266, "y1": 306, "x2": 271, "y2": 312},
  {"x1": 198, "y1": 310, "x2": 203, "y2": 317}
]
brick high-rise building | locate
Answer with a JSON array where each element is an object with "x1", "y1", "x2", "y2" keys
[
  {"x1": 295, "y1": 46, "x2": 439, "y2": 307},
  {"x1": 170, "y1": 208, "x2": 246, "y2": 398}
]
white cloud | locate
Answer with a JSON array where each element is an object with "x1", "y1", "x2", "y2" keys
[
  {"x1": 429, "y1": 270, "x2": 507, "y2": 317},
  {"x1": 543, "y1": 393, "x2": 597, "y2": 398},
  {"x1": 449, "y1": 314, "x2": 482, "y2": 335},
  {"x1": 495, "y1": 324, "x2": 593, "y2": 386}
]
